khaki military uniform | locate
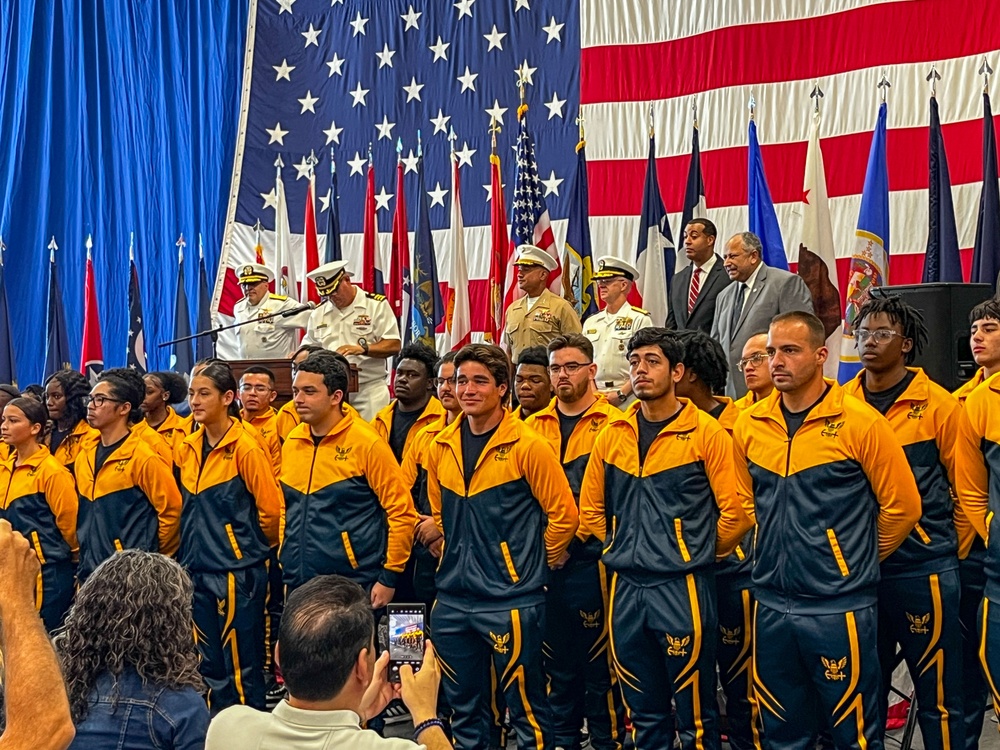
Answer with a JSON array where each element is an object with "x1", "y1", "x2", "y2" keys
[
  {"x1": 302, "y1": 291, "x2": 400, "y2": 421},
  {"x1": 503, "y1": 289, "x2": 581, "y2": 363},
  {"x1": 583, "y1": 302, "x2": 652, "y2": 409}
]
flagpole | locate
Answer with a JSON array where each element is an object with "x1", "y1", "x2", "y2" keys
[
  {"x1": 878, "y1": 70, "x2": 891, "y2": 103},
  {"x1": 129, "y1": 231, "x2": 135, "y2": 263},
  {"x1": 85, "y1": 234, "x2": 93, "y2": 262},
  {"x1": 48, "y1": 236, "x2": 58, "y2": 264},
  {"x1": 980, "y1": 56, "x2": 993, "y2": 93},
  {"x1": 0, "y1": 236, "x2": 5, "y2": 267},
  {"x1": 176, "y1": 233, "x2": 186, "y2": 264},
  {"x1": 926, "y1": 64, "x2": 940, "y2": 98}
]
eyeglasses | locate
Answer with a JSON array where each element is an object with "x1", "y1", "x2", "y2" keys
[
  {"x1": 239, "y1": 384, "x2": 273, "y2": 394},
  {"x1": 547, "y1": 362, "x2": 590, "y2": 375},
  {"x1": 737, "y1": 352, "x2": 767, "y2": 372},
  {"x1": 855, "y1": 329, "x2": 904, "y2": 345},
  {"x1": 434, "y1": 376, "x2": 457, "y2": 387},
  {"x1": 85, "y1": 395, "x2": 123, "y2": 408}
]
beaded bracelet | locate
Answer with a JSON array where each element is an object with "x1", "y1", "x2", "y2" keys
[{"x1": 412, "y1": 717, "x2": 446, "y2": 742}]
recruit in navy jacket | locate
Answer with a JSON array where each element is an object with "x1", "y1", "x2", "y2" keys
[
  {"x1": 427, "y1": 410, "x2": 579, "y2": 610},
  {"x1": 279, "y1": 409, "x2": 417, "y2": 591},
  {"x1": 843, "y1": 367, "x2": 978, "y2": 576},
  {"x1": 579, "y1": 398, "x2": 752, "y2": 584},
  {"x1": 175, "y1": 418, "x2": 282, "y2": 573},
  {"x1": 733, "y1": 380, "x2": 921, "y2": 614}
]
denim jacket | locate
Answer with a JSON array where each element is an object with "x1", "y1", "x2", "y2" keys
[{"x1": 70, "y1": 669, "x2": 209, "y2": 750}]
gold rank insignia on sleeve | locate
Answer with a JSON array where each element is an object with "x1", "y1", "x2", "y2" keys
[
  {"x1": 366, "y1": 292, "x2": 386, "y2": 301},
  {"x1": 632, "y1": 307, "x2": 649, "y2": 315}
]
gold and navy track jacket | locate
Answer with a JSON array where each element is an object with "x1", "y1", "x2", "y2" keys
[
  {"x1": 372, "y1": 397, "x2": 446, "y2": 461},
  {"x1": 76, "y1": 429, "x2": 182, "y2": 578},
  {"x1": 711, "y1": 396, "x2": 754, "y2": 582},
  {"x1": 579, "y1": 399, "x2": 751, "y2": 583},
  {"x1": 733, "y1": 380, "x2": 921, "y2": 614},
  {"x1": 275, "y1": 401, "x2": 300, "y2": 442},
  {"x1": 427, "y1": 410, "x2": 579, "y2": 609},
  {"x1": 175, "y1": 418, "x2": 282, "y2": 573},
  {"x1": 53, "y1": 419, "x2": 98, "y2": 467},
  {"x1": 0, "y1": 446, "x2": 78, "y2": 566},
  {"x1": 953, "y1": 367, "x2": 988, "y2": 406},
  {"x1": 526, "y1": 395, "x2": 621, "y2": 565},
  {"x1": 131, "y1": 421, "x2": 172, "y2": 464},
  {"x1": 401, "y1": 415, "x2": 449, "y2": 516},
  {"x1": 733, "y1": 391, "x2": 760, "y2": 411},
  {"x1": 243, "y1": 408, "x2": 282, "y2": 477},
  {"x1": 280, "y1": 410, "x2": 417, "y2": 590},
  {"x1": 152, "y1": 407, "x2": 191, "y2": 454},
  {"x1": 844, "y1": 368, "x2": 976, "y2": 577},
  {"x1": 954, "y1": 373, "x2": 1000, "y2": 600}
]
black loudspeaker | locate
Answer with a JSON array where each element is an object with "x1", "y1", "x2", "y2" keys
[{"x1": 882, "y1": 283, "x2": 994, "y2": 391}]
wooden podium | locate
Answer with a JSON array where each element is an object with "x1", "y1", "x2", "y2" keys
[{"x1": 228, "y1": 359, "x2": 359, "y2": 407}]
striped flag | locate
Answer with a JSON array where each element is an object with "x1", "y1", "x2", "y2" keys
[
  {"x1": 0, "y1": 238, "x2": 16, "y2": 384},
  {"x1": 799, "y1": 109, "x2": 842, "y2": 378},
  {"x1": 389, "y1": 149, "x2": 409, "y2": 321},
  {"x1": 839, "y1": 102, "x2": 890, "y2": 383},
  {"x1": 274, "y1": 162, "x2": 298, "y2": 302},
  {"x1": 634, "y1": 133, "x2": 672, "y2": 326},
  {"x1": 304, "y1": 170, "x2": 321, "y2": 303},
  {"x1": 565, "y1": 138, "x2": 598, "y2": 320},
  {"x1": 80, "y1": 236, "x2": 104, "y2": 383},
  {"x1": 445, "y1": 143, "x2": 472, "y2": 350},
  {"x1": 486, "y1": 147, "x2": 508, "y2": 345},
  {"x1": 748, "y1": 117, "x2": 788, "y2": 270},
  {"x1": 43, "y1": 238, "x2": 71, "y2": 379},
  {"x1": 362, "y1": 156, "x2": 384, "y2": 294},
  {"x1": 922, "y1": 94, "x2": 963, "y2": 282},
  {"x1": 972, "y1": 91, "x2": 1000, "y2": 290}
]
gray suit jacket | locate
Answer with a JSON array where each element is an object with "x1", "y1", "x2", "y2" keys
[{"x1": 711, "y1": 263, "x2": 814, "y2": 398}]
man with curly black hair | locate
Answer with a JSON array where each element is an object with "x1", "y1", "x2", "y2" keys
[{"x1": 372, "y1": 343, "x2": 444, "y2": 464}]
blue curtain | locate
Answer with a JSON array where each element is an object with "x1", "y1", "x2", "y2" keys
[{"x1": 0, "y1": 0, "x2": 247, "y2": 384}]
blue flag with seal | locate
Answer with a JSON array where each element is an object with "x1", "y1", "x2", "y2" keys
[
  {"x1": 43, "y1": 238, "x2": 72, "y2": 379},
  {"x1": 410, "y1": 150, "x2": 442, "y2": 349},
  {"x1": 922, "y1": 94, "x2": 962, "y2": 283},
  {"x1": 748, "y1": 118, "x2": 788, "y2": 270},
  {"x1": 839, "y1": 101, "x2": 890, "y2": 383},
  {"x1": 565, "y1": 138, "x2": 597, "y2": 320}
]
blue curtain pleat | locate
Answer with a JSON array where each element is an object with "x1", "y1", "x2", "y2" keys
[{"x1": 0, "y1": 0, "x2": 247, "y2": 384}]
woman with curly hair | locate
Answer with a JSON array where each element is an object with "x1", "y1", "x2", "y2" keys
[
  {"x1": 54, "y1": 550, "x2": 209, "y2": 749},
  {"x1": 44, "y1": 370, "x2": 96, "y2": 466},
  {"x1": 142, "y1": 371, "x2": 191, "y2": 453}
]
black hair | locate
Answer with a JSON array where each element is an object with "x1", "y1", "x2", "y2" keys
[
  {"x1": 455, "y1": 343, "x2": 510, "y2": 389},
  {"x1": 193, "y1": 357, "x2": 225, "y2": 370},
  {"x1": 675, "y1": 330, "x2": 729, "y2": 395},
  {"x1": 686, "y1": 217, "x2": 717, "y2": 239},
  {"x1": 516, "y1": 346, "x2": 549, "y2": 369},
  {"x1": 439, "y1": 350, "x2": 457, "y2": 367},
  {"x1": 21, "y1": 384, "x2": 45, "y2": 402},
  {"x1": 4, "y1": 397, "x2": 49, "y2": 440},
  {"x1": 0, "y1": 385, "x2": 20, "y2": 400},
  {"x1": 854, "y1": 293, "x2": 928, "y2": 364},
  {"x1": 44, "y1": 370, "x2": 90, "y2": 427},
  {"x1": 547, "y1": 334, "x2": 594, "y2": 362},
  {"x1": 241, "y1": 366, "x2": 276, "y2": 387},
  {"x1": 97, "y1": 368, "x2": 147, "y2": 424},
  {"x1": 969, "y1": 298, "x2": 1000, "y2": 325},
  {"x1": 771, "y1": 310, "x2": 828, "y2": 349},
  {"x1": 398, "y1": 343, "x2": 439, "y2": 380},
  {"x1": 626, "y1": 327, "x2": 685, "y2": 369},
  {"x1": 292, "y1": 344, "x2": 325, "y2": 362},
  {"x1": 296, "y1": 351, "x2": 348, "y2": 397},
  {"x1": 278, "y1": 575, "x2": 374, "y2": 702},
  {"x1": 193, "y1": 361, "x2": 241, "y2": 419},
  {"x1": 145, "y1": 372, "x2": 188, "y2": 405}
]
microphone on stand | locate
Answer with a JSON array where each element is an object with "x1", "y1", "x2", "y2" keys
[{"x1": 280, "y1": 301, "x2": 317, "y2": 317}]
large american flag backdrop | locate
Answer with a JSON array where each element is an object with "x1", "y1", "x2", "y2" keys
[{"x1": 213, "y1": 0, "x2": 1000, "y2": 349}]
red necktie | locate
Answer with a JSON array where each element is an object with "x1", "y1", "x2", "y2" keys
[{"x1": 688, "y1": 267, "x2": 702, "y2": 314}]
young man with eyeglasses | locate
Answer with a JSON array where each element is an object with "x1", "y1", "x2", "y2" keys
[
  {"x1": 74, "y1": 368, "x2": 181, "y2": 581},
  {"x1": 580, "y1": 327, "x2": 752, "y2": 750},
  {"x1": 372, "y1": 343, "x2": 445, "y2": 464},
  {"x1": 523, "y1": 334, "x2": 625, "y2": 750},
  {"x1": 734, "y1": 332, "x2": 773, "y2": 409},
  {"x1": 584, "y1": 256, "x2": 652, "y2": 410},
  {"x1": 427, "y1": 343, "x2": 579, "y2": 750},
  {"x1": 733, "y1": 311, "x2": 921, "y2": 750},
  {"x1": 843, "y1": 295, "x2": 978, "y2": 749},
  {"x1": 240, "y1": 366, "x2": 281, "y2": 472}
]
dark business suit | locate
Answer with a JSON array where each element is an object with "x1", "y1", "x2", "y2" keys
[{"x1": 666, "y1": 255, "x2": 732, "y2": 333}]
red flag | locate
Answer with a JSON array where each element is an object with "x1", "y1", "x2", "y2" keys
[
  {"x1": 487, "y1": 152, "x2": 509, "y2": 344},
  {"x1": 388, "y1": 156, "x2": 409, "y2": 320},
  {"x1": 80, "y1": 239, "x2": 103, "y2": 382},
  {"x1": 446, "y1": 150, "x2": 472, "y2": 349},
  {"x1": 304, "y1": 174, "x2": 321, "y2": 304},
  {"x1": 362, "y1": 159, "x2": 382, "y2": 294}
]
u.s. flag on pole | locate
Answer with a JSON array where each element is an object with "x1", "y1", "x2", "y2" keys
[{"x1": 214, "y1": 0, "x2": 1000, "y2": 338}]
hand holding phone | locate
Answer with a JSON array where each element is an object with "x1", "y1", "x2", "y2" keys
[{"x1": 387, "y1": 603, "x2": 426, "y2": 683}]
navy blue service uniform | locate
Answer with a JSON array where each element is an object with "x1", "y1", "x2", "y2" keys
[
  {"x1": 527, "y1": 396, "x2": 626, "y2": 750},
  {"x1": 846, "y1": 368, "x2": 977, "y2": 749},
  {"x1": 733, "y1": 382, "x2": 921, "y2": 750},
  {"x1": 580, "y1": 399, "x2": 753, "y2": 750},
  {"x1": 427, "y1": 410, "x2": 579, "y2": 750}
]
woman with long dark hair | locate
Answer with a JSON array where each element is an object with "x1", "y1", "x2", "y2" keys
[
  {"x1": 55, "y1": 550, "x2": 209, "y2": 749},
  {"x1": 142, "y1": 371, "x2": 190, "y2": 452},
  {"x1": 0, "y1": 397, "x2": 78, "y2": 630},
  {"x1": 175, "y1": 361, "x2": 281, "y2": 713},
  {"x1": 45, "y1": 370, "x2": 96, "y2": 466}
]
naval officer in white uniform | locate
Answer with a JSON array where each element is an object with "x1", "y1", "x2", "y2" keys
[
  {"x1": 582, "y1": 256, "x2": 653, "y2": 409},
  {"x1": 232, "y1": 264, "x2": 305, "y2": 360},
  {"x1": 300, "y1": 261, "x2": 401, "y2": 421}
]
